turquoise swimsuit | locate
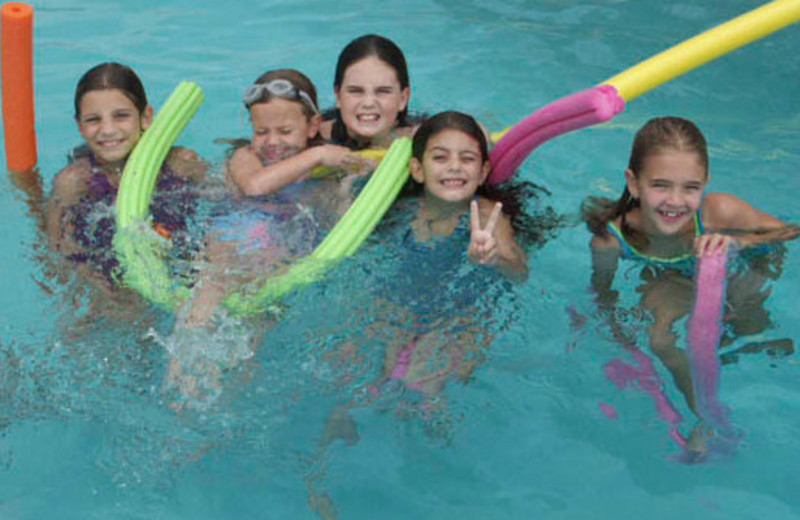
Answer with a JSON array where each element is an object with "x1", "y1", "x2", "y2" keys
[{"x1": 607, "y1": 212, "x2": 704, "y2": 271}]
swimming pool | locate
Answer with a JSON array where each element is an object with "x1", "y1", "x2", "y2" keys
[{"x1": 2, "y1": 0, "x2": 800, "y2": 518}]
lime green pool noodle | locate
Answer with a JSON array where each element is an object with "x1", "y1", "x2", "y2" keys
[
  {"x1": 223, "y1": 136, "x2": 412, "y2": 315},
  {"x1": 114, "y1": 81, "x2": 204, "y2": 310},
  {"x1": 114, "y1": 81, "x2": 410, "y2": 315}
]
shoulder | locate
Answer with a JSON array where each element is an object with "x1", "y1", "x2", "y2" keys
[
  {"x1": 700, "y1": 191, "x2": 781, "y2": 230},
  {"x1": 590, "y1": 232, "x2": 621, "y2": 251},
  {"x1": 51, "y1": 160, "x2": 91, "y2": 200},
  {"x1": 590, "y1": 214, "x2": 622, "y2": 250},
  {"x1": 166, "y1": 146, "x2": 208, "y2": 182}
]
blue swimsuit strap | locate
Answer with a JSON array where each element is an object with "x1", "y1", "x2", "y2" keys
[{"x1": 607, "y1": 210, "x2": 704, "y2": 263}]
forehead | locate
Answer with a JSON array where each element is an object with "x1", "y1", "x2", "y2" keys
[
  {"x1": 640, "y1": 150, "x2": 707, "y2": 181},
  {"x1": 342, "y1": 56, "x2": 400, "y2": 86},
  {"x1": 78, "y1": 89, "x2": 139, "y2": 114},
  {"x1": 425, "y1": 129, "x2": 480, "y2": 153},
  {"x1": 249, "y1": 98, "x2": 308, "y2": 126}
]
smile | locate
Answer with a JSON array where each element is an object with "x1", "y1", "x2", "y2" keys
[
  {"x1": 441, "y1": 178, "x2": 467, "y2": 187},
  {"x1": 356, "y1": 114, "x2": 380, "y2": 123}
]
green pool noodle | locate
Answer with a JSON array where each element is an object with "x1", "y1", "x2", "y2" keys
[
  {"x1": 113, "y1": 80, "x2": 410, "y2": 315},
  {"x1": 114, "y1": 81, "x2": 204, "y2": 310},
  {"x1": 223, "y1": 136, "x2": 412, "y2": 315}
]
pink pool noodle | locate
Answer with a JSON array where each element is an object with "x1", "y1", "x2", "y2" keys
[
  {"x1": 687, "y1": 251, "x2": 732, "y2": 433},
  {"x1": 605, "y1": 348, "x2": 688, "y2": 448},
  {"x1": 488, "y1": 85, "x2": 625, "y2": 185}
]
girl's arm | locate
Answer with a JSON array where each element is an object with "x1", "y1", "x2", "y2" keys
[
  {"x1": 166, "y1": 146, "x2": 209, "y2": 183},
  {"x1": 698, "y1": 193, "x2": 799, "y2": 253},
  {"x1": 226, "y1": 144, "x2": 371, "y2": 197},
  {"x1": 45, "y1": 164, "x2": 86, "y2": 256}
]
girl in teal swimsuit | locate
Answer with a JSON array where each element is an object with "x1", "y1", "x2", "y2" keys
[{"x1": 582, "y1": 116, "x2": 798, "y2": 454}]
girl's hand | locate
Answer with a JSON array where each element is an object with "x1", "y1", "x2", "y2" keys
[
  {"x1": 318, "y1": 145, "x2": 376, "y2": 176},
  {"x1": 694, "y1": 232, "x2": 737, "y2": 256},
  {"x1": 468, "y1": 200, "x2": 502, "y2": 264}
]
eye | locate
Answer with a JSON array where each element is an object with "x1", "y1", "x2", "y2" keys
[
  {"x1": 431, "y1": 153, "x2": 447, "y2": 162},
  {"x1": 376, "y1": 87, "x2": 394, "y2": 95},
  {"x1": 279, "y1": 128, "x2": 294, "y2": 136},
  {"x1": 345, "y1": 86, "x2": 364, "y2": 95},
  {"x1": 82, "y1": 116, "x2": 100, "y2": 124}
]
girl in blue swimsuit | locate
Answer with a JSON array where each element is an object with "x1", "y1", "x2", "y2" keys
[{"x1": 582, "y1": 116, "x2": 798, "y2": 454}]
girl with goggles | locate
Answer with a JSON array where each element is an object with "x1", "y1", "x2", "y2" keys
[{"x1": 226, "y1": 69, "x2": 373, "y2": 198}]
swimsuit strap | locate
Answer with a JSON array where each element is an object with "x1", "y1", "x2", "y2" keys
[{"x1": 607, "y1": 211, "x2": 704, "y2": 263}]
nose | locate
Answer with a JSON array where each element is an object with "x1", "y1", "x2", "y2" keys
[
  {"x1": 99, "y1": 116, "x2": 115, "y2": 136},
  {"x1": 666, "y1": 187, "x2": 682, "y2": 205},
  {"x1": 361, "y1": 91, "x2": 377, "y2": 108},
  {"x1": 447, "y1": 157, "x2": 462, "y2": 172},
  {"x1": 267, "y1": 133, "x2": 282, "y2": 146}
]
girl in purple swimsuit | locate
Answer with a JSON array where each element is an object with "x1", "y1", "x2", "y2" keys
[{"x1": 45, "y1": 62, "x2": 206, "y2": 310}]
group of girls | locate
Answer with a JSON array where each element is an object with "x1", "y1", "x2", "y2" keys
[{"x1": 42, "y1": 31, "x2": 797, "y2": 453}]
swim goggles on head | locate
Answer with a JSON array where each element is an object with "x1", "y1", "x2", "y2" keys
[{"x1": 242, "y1": 79, "x2": 319, "y2": 114}]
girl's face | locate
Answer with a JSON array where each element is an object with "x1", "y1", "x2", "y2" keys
[
  {"x1": 625, "y1": 149, "x2": 707, "y2": 237},
  {"x1": 410, "y1": 129, "x2": 490, "y2": 203},
  {"x1": 77, "y1": 88, "x2": 153, "y2": 165},
  {"x1": 335, "y1": 56, "x2": 410, "y2": 145},
  {"x1": 249, "y1": 98, "x2": 319, "y2": 164}
]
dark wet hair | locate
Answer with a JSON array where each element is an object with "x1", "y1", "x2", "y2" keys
[
  {"x1": 74, "y1": 62, "x2": 148, "y2": 118},
  {"x1": 412, "y1": 110, "x2": 488, "y2": 163},
  {"x1": 330, "y1": 34, "x2": 410, "y2": 149},
  {"x1": 408, "y1": 111, "x2": 562, "y2": 248},
  {"x1": 247, "y1": 68, "x2": 319, "y2": 120},
  {"x1": 582, "y1": 116, "x2": 708, "y2": 246}
]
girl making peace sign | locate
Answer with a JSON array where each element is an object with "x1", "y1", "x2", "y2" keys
[{"x1": 407, "y1": 110, "x2": 528, "y2": 277}]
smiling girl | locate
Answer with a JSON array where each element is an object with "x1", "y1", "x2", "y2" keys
[
  {"x1": 321, "y1": 34, "x2": 416, "y2": 150},
  {"x1": 583, "y1": 116, "x2": 798, "y2": 452},
  {"x1": 46, "y1": 62, "x2": 206, "y2": 296}
]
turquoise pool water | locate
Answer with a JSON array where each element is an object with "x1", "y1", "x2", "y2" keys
[{"x1": 2, "y1": 0, "x2": 800, "y2": 518}]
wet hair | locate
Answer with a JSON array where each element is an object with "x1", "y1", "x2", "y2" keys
[
  {"x1": 74, "y1": 62, "x2": 148, "y2": 118},
  {"x1": 330, "y1": 34, "x2": 410, "y2": 149},
  {"x1": 247, "y1": 68, "x2": 320, "y2": 120},
  {"x1": 412, "y1": 110, "x2": 488, "y2": 162},
  {"x1": 582, "y1": 116, "x2": 708, "y2": 246},
  {"x1": 407, "y1": 111, "x2": 563, "y2": 248}
]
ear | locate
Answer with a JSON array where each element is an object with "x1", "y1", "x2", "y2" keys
[
  {"x1": 478, "y1": 160, "x2": 491, "y2": 185},
  {"x1": 307, "y1": 114, "x2": 322, "y2": 139},
  {"x1": 624, "y1": 168, "x2": 639, "y2": 199},
  {"x1": 409, "y1": 157, "x2": 425, "y2": 184},
  {"x1": 140, "y1": 105, "x2": 154, "y2": 131},
  {"x1": 75, "y1": 115, "x2": 86, "y2": 136},
  {"x1": 399, "y1": 86, "x2": 410, "y2": 112}
]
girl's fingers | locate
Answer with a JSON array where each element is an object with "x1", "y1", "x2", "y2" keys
[
  {"x1": 470, "y1": 200, "x2": 481, "y2": 231},
  {"x1": 485, "y1": 202, "x2": 502, "y2": 235}
]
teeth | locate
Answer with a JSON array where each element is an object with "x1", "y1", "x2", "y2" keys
[{"x1": 358, "y1": 114, "x2": 379, "y2": 122}]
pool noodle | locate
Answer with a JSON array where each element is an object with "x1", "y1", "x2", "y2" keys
[
  {"x1": 488, "y1": 0, "x2": 800, "y2": 185},
  {"x1": 1, "y1": 1, "x2": 37, "y2": 172},
  {"x1": 686, "y1": 252, "x2": 732, "y2": 434},
  {"x1": 114, "y1": 81, "x2": 204, "y2": 309},
  {"x1": 223, "y1": 137, "x2": 412, "y2": 315},
  {"x1": 604, "y1": 348, "x2": 688, "y2": 449}
]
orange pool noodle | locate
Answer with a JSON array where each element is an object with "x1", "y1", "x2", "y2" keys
[{"x1": 2, "y1": 2, "x2": 37, "y2": 172}]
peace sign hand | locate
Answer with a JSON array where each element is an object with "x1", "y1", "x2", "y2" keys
[{"x1": 468, "y1": 200, "x2": 502, "y2": 264}]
